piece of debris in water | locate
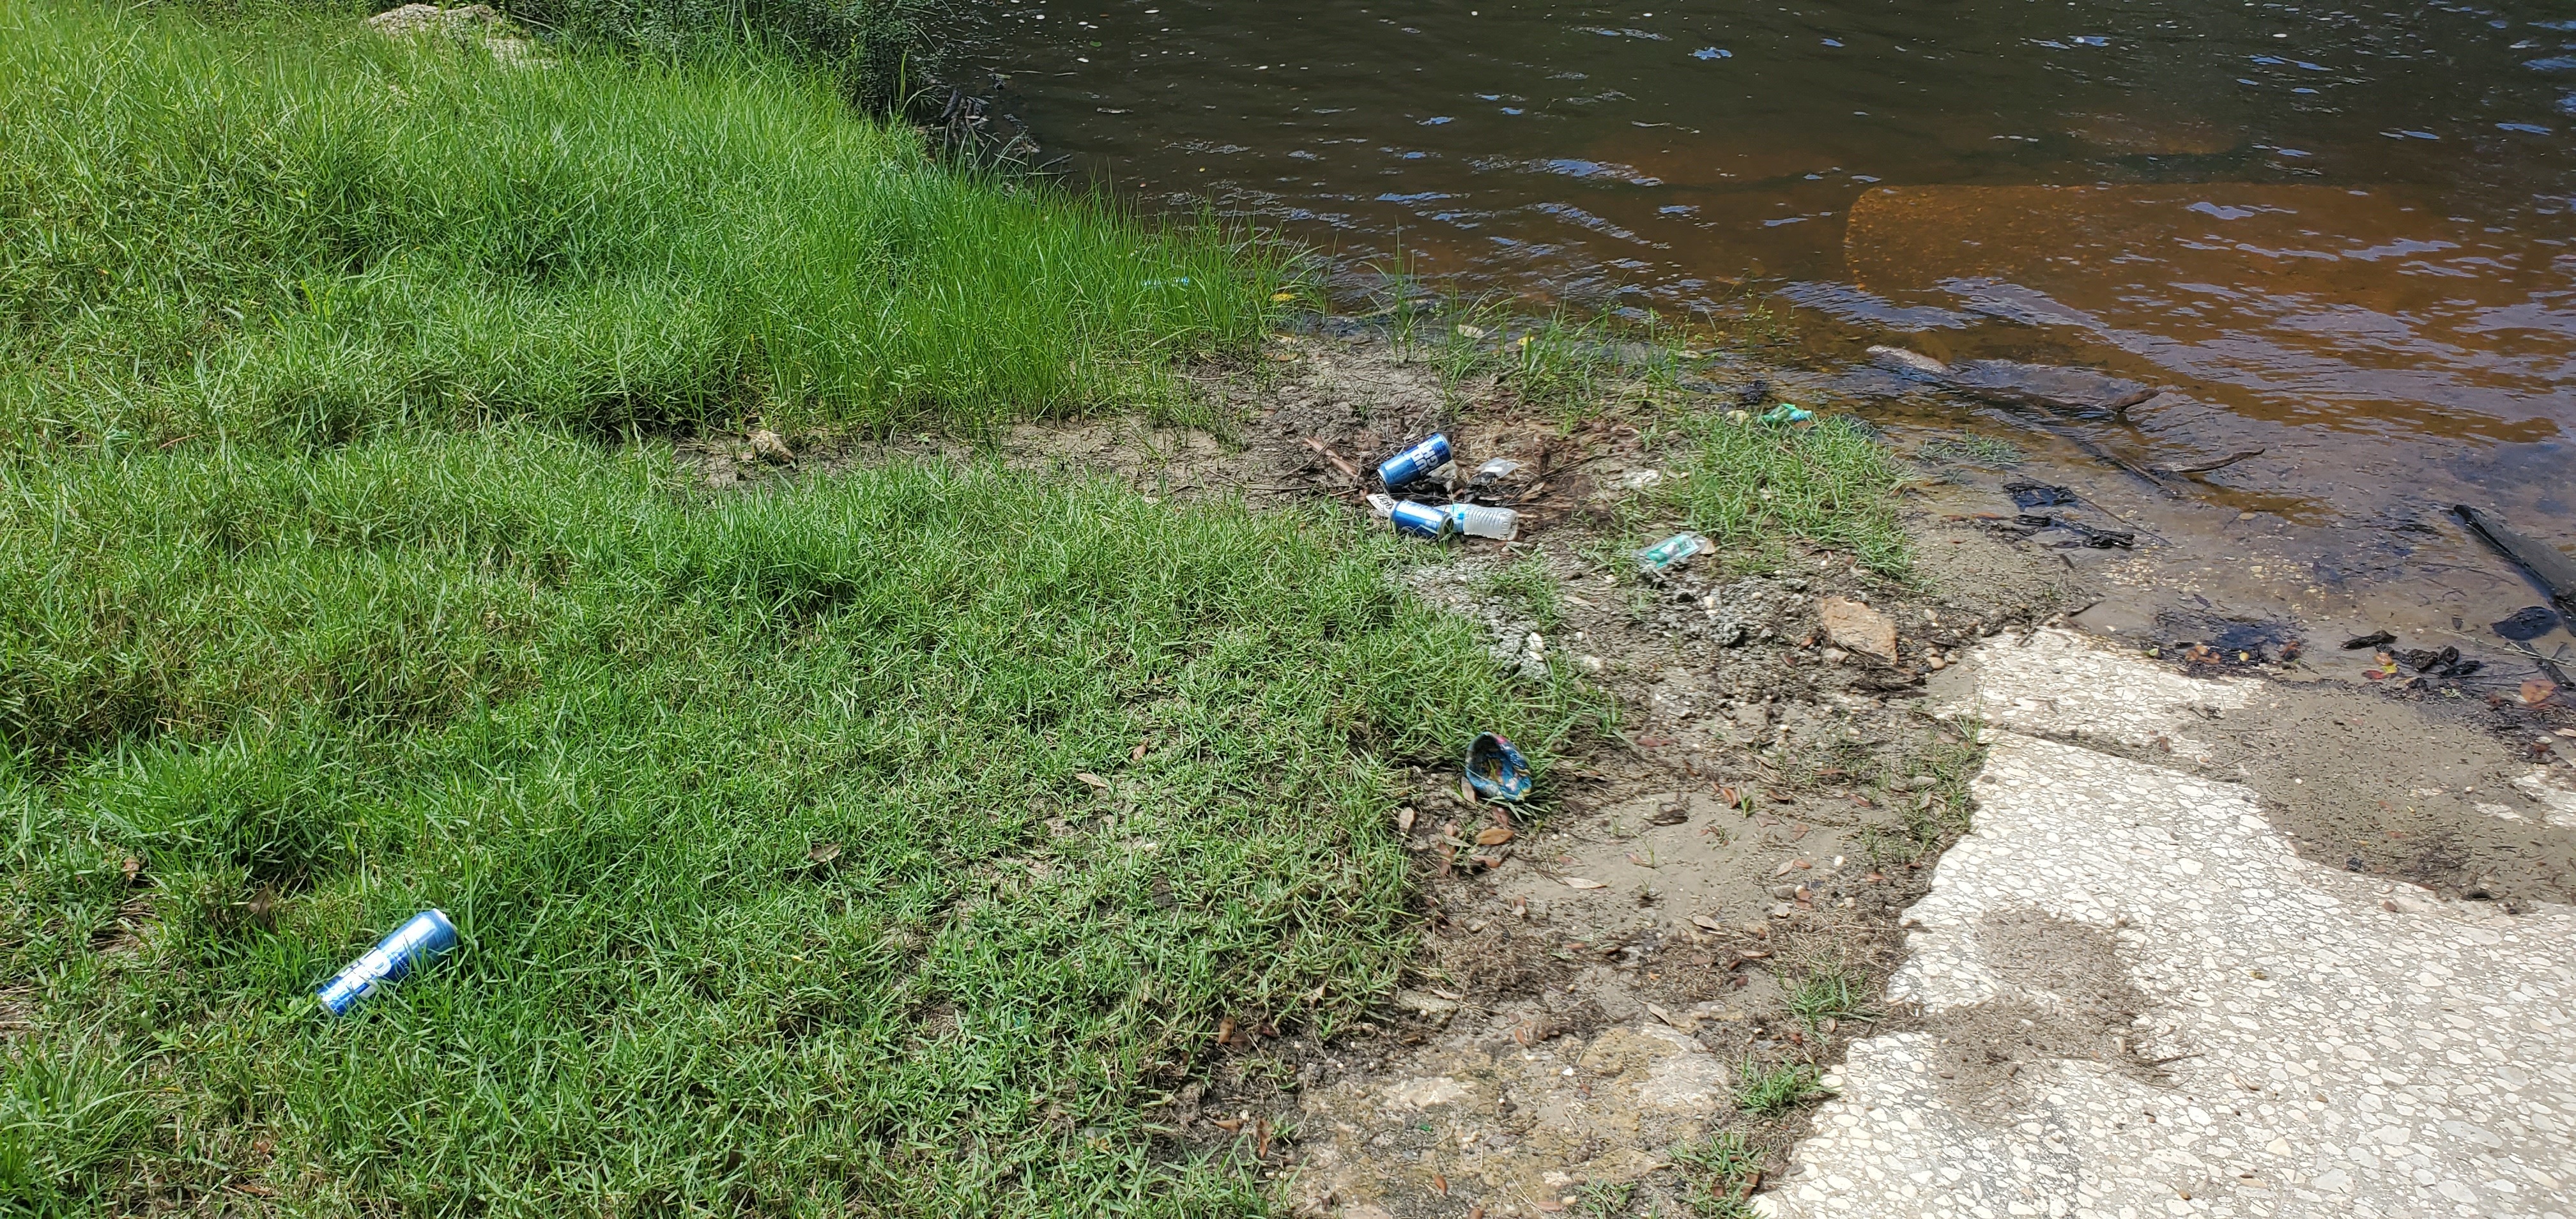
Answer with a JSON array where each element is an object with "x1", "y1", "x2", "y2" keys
[
  {"x1": 2014, "y1": 514, "x2": 2135, "y2": 549},
  {"x1": 1867, "y1": 344, "x2": 2160, "y2": 417},
  {"x1": 2493, "y1": 605, "x2": 2564, "y2": 642},
  {"x1": 2004, "y1": 481, "x2": 2077, "y2": 510}
]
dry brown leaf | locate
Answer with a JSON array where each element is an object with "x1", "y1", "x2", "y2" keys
[
  {"x1": 1433, "y1": 1174, "x2": 1449, "y2": 1196},
  {"x1": 1130, "y1": 742, "x2": 1148, "y2": 763},
  {"x1": 2524, "y1": 678, "x2": 2561, "y2": 706},
  {"x1": 1476, "y1": 826, "x2": 1515, "y2": 846},
  {"x1": 1738, "y1": 949, "x2": 1772, "y2": 960},
  {"x1": 1075, "y1": 772, "x2": 1111, "y2": 790},
  {"x1": 1395, "y1": 806, "x2": 1416, "y2": 834},
  {"x1": 120, "y1": 855, "x2": 143, "y2": 884},
  {"x1": 1211, "y1": 1117, "x2": 1245, "y2": 1133},
  {"x1": 1771, "y1": 859, "x2": 1798, "y2": 877},
  {"x1": 1458, "y1": 776, "x2": 1480, "y2": 804},
  {"x1": 1563, "y1": 877, "x2": 1608, "y2": 889},
  {"x1": 806, "y1": 842, "x2": 843, "y2": 866},
  {"x1": 1690, "y1": 914, "x2": 1727, "y2": 933}
]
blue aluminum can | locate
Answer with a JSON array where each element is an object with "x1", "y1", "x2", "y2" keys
[
  {"x1": 1388, "y1": 500, "x2": 1455, "y2": 539},
  {"x1": 1377, "y1": 433, "x2": 1453, "y2": 491},
  {"x1": 318, "y1": 910, "x2": 458, "y2": 1016}
]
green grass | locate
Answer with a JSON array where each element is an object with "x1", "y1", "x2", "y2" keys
[
  {"x1": 1669, "y1": 1130, "x2": 1761, "y2": 1218},
  {"x1": 0, "y1": 0, "x2": 1283, "y2": 448},
  {"x1": 0, "y1": 429, "x2": 1580, "y2": 1213},
  {"x1": 1784, "y1": 962, "x2": 1878, "y2": 1032},
  {"x1": 1658, "y1": 413, "x2": 1913, "y2": 577},
  {"x1": 1733, "y1": 1061, "x2": 1830, "y2": 1117}
]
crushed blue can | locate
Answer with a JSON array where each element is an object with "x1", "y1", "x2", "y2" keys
[
  {"x1": 318, "y1": 910, "x2": 458, "y2": 1016},
  {"x1": 1465, "y1": 732, "x2": 1533, "y2": 802},
  {"x1": 1377, "y1": 433, "x2": 1453, "y2": 491},
  {"x1": 1388, "y1": 500, "x2": 1455, "y2": 539}
]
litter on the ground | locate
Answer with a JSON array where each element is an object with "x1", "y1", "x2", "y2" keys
[
  {"x1": 1636, "y1": 531, "x2": 1708, "y2": 572},
  {"x1": 1465, "y1": 732, "x2": 1533, "y2": 802},
  {"x1": 1365, "y1": 492, "x2": 1397, "y2": 519},
  {"x1": 2341, "y1": 630, "x2": 2395, "y2": 650},
  {"x1": 1377, "y1": 433, "x2": 1452, "y2": 491},
  {"x1": 1388, "y1": 500, "x2": 1453, "y2": 539},
  {"x1": 318, "y1": 909, "x2": 459, "y2": 1016},
  {"x1": 1758, "y1": 403, "x2": 1814, "y2": 425},
  {"x1": 1445, "y1": 503, "x2": 1521, "y2": 540},
  {"x1": 1471, "y1": 457, "x2": 1524, "y2": 487},
  {"x1": 2494, "y1": 606, "x2": 2563, "y2": 641},
  {"x1": 2004, "y1": 481, "x2": 2076, "y2": 509}
]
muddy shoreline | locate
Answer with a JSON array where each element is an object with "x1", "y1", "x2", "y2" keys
[{"x1": 686, "y1": 319, "x2": 2576, "y2": 1216}]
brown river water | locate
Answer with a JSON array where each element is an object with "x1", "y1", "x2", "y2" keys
[{"x1": 963, "y1": 1, "x2": 2576, "y2": 679}]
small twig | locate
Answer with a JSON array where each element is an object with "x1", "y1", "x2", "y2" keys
[
  {"x1": 2156, "y1": 448, "x2": 2264, "y2": 475},
  {"x1": 1300, "y1": 436, "x2": 1362, "y2": 479}
]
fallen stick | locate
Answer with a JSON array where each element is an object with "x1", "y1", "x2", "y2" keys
[
  {"x1": 1300, "y1": 436, "x2": 1362, "y2": 480},
  {"x1": 2154, "y1": 448, "x2": 2264, "y2": 475},
  {"x1": 2454, "y1": 504, "x2": 2576, "y2": 618}
]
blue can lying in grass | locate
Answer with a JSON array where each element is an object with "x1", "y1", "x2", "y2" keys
[
  {"x1": 1377, "y1": 433, "x2": 1452, "y2": 491},
  {"x1": 318, "y1": 910, "x2": 458, "y2": 1016},
  {"x1": 1465, "y1": 732, "x2": 1532, "y2": 802}
]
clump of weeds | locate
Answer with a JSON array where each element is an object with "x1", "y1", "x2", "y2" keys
[
  {"x1": 1735, "y1": 1060, "x2": 1832, "y2": 1116},
  {"x1": 1670, "y1": 1130, "x2": 1764, "y2": 1217}
]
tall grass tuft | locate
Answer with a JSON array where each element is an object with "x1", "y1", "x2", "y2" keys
[
  {"x1": 0, "y1": 0, "x2": 1283, "y2": 449},
  {"x1": 1662, "y1": 412, "x2": 1914, "y2": 576}
]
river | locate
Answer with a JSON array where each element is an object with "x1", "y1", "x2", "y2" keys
[{"x1": 965, "y1": 0, "x2": 2576, "y2": 671}]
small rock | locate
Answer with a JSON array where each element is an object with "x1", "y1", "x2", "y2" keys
[
  {"x1": 1818, "y1": 595, "x2": 1899, "y2": 661},
  {"x1": 1393, "y1": 990, "x2": 1459, "y2": 1016},
  {"x1": 749, "y1": 429, "x2": 795, "y2": 464}
]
